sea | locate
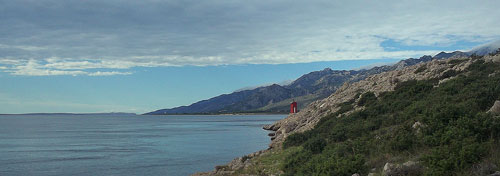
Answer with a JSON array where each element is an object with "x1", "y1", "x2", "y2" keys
[{"x1": 0, "y1": 114, "x2": 286, "y2": 176}]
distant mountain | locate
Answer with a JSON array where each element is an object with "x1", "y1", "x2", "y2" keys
[
  {"x1": 146, "y1": 46, "x2": 499, "y2": 115},
  {"x1": 469, "y1": 40, "x2": 500, "y2": 56},
  {"x1": 433, "y1": 51, "x2": 469, "y2": 60},
  {"x1": 0, "y1": 112, "x2": 137, "y2": 116}
]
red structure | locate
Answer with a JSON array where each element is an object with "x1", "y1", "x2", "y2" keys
[{"x1": 290, "y1": 101, "x2": 297, "y2": 113}]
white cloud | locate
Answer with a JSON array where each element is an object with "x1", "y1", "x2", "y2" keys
[
  {"x1": 0, "y1": 44, "x2": 48, "y2": 51},
  {"x1": 0, "y1": 0, "x2": 499, "y2": 76},
  {"x1": 88, "y1": 71, "x2": 132, "y2": 76},
  {"x1": 0, "y1": 58, "x2": 24, "y2": 65},
  {"x1": 5, "y1": 59, "x2": 132, "y2": 76}
]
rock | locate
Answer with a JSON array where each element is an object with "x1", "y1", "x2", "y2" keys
[
  {"x1": 227, "y1": 156, "x2": 251, "y2": 170},
  {"x1": 412, "y1": 121, "x2": 422, "y2": 129},
  {"x1": 352, "y1": 174, "x2": 360, "y2": 176},
  {"x1": 383, "y1": 163, "x2": 396, "y2": 175},
  {"x1": 367, "y1": 173, "x2": 376, "y2": 176},
  {"x1": 383, "y1": 161, "x2": 422, "y2": 176},
  {"x1": 263, "y1": 124, "x2": 276, "y2": 131},
  {"x1": 268, "y1": 132, "x2": 275, "y2": 136},
  {"x1": 488, "y1": 101, "x2": 500, "y2": 115},
  {"x1": 403, "y1": 160, "x2": 422, "y2": 174},
  {"x1": 215, "y1": 170, "x2": 235, "y2": 175},
  {"x1": 490, "y1": 171, "x2": 500, "y2": 176},
  {"x1": 191, "y1": 172, "x2": 214, "y2": 176},
  {"x1": 473, "y1": 163, "x2": 499, "y2": 176},
  {"x1": 403, "y1": 161, "x2": 417, "y2": 167}
]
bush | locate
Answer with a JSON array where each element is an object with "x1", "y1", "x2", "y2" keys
[
  {"x1": 422, "y1": 139, "x2": 487, "y2": 175},
  {"x1": 441, "y1": 70, "x2": 458, "y2": 79},
  {"x1": 303, "y1": 137, "x2": 327, "y2": 154},
  {"x1": 448, "y1": 59, "x2": 467, "y2": 65},
  {"x1": 357, "y1": 92, "x2": 377, "y2": 106},
  {"x1": 283, "y1": 131, "x2": 313, "y2": 149},
  {"x1": 389, "y1": 126, "x2": 416, "y2": 151},
  {"x1": 282, "y1": 149, "x2": 312, "y2": 175},
  {"x1": 414, "y1": 65, "x2": 427, "y2": 73}
]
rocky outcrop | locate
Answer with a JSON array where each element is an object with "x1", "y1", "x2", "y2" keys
[
  {"x1": 488, "y1": 101, "x2": 500, "y2": 115},
  {"x1": 490, "y1": 171, "x2": 500, "y2": 176},
  {"x1": 383, "y1": 161, "x2": 423, "y2": 176},
  {"x1": 267, "y1": 56, "x2": 476, "y2": 148}
]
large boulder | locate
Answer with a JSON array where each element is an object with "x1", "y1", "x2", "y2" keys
[
  {"x1": 383, "y1": 161, "x2": 422, "y2": 176},
  {"x1": 490, "y1": 171, "x2": 500, "y2": 176},
  {"x1": 488, "y1": 101, "x2": 500, "y2": 115}
]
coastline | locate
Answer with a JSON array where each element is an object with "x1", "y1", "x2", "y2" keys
[
  {"x1": 143, "y1": 112, "x2": 288, "y2": 116},
  {"x1": 192, "y1": 120, "x2": 282, "y2": 176}
]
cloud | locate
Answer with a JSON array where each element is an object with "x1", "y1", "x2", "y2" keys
[
  {"x1": 88, "y1": 71, "x2": 132, "y2": 76},
  {"x1": 0, "y1": 44, "x2": 48, "y2": 51},
  {"x1": 4, "y1": 59, "x2": 132, "y2": 76},
  {"x1": 0, "y1": 0, "x2": 499, "y2": 76}
]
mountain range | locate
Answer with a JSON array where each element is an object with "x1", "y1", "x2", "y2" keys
[{"x1": 146, "y1": 41, "x2": 500, "y2": 115}]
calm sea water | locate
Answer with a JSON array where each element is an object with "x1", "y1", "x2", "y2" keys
[{"x1": 0, "y1": 114, "x2": 285, "y2": 176}]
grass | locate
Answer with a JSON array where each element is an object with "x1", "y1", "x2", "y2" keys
[{"x1": 233, "y1": 147, "x2": 301, "y2": 175}]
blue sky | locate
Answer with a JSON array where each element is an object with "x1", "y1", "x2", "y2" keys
[{"x1": 1, "y1": 0, "x2": 499, "y2": 113}]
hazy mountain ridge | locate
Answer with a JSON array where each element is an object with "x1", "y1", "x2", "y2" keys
[
  {"x1": 0, "y1": 112, "x2": 137, "y2": 116},
  {"x1": 146, "y1": 52, "x2": 469, "y2": 115}
]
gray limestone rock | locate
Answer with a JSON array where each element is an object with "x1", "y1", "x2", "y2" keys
[{"x1": 488, "y1": 101, "x2": 500, "y2": 115}]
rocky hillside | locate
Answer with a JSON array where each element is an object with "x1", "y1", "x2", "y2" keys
[
  {"x1": 195, "y1": 51, "x2": 500, "y2": 176},
  {"x1": 265, "y1": 53, "x2": 475, "y2": 148},
  {"x1": 275, "y1": 53, "x2": 500, "y2": 175},
  {"x1": 266, "y1": 49, "x2": 500, "y2": 149},
  {"x1": 147, "y1": 52, "x2": 467, "y2": 115}
]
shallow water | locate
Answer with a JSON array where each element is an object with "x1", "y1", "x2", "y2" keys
[{"x1": 0, "y1": 114, "x2": 285, "y2": 176}]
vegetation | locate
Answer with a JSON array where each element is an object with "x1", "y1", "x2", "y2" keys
[
  {"x1": 414, "y1": 65, "x2": 427, "y2": 74},
  {"x1": 448, "y1": 58, "x2": 467, "y2": 65},
  {"x1": 282, "y1": 58, "x2": 500, "y2": 176},
  {"x1": 233, "y1": 147, "x2": 302, "y2": 175}
]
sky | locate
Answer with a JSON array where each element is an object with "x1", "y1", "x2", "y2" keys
[{"x1": 1, "y1": 0, "x2": 499, "y2": 114}]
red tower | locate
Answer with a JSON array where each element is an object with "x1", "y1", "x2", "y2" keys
[{"x1": 290, "y1": 101, "x2": 297, "y2": 113}]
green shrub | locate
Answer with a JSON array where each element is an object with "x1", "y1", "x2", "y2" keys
[
  {"x1": 282, "y1": 149, "x2": 312, "y2": 175},
  {"x1": 414, "y1": 65, "x2": 427, "y2": 73},
  {"x1": 448, "y1": 59, "x2": 467, "y2": 65},
  {"x1": 357, "y1": 92, "x2": 377, "y2": 106},
  {"x1": 389, "y1": 126, "x2": 416, "y2": 151},
  {"x1": 441, "y1": 70, "x2": 458, "y2": 79},
  {"x1": 283, "y1": 131, "x2": 313, "y2": 149},
  {"x1": 303, "y1": 137, "x2": 327, "y2": 154},
  {"x1": 422, "y1": 138, "x2": 487, "y2": 175}
]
